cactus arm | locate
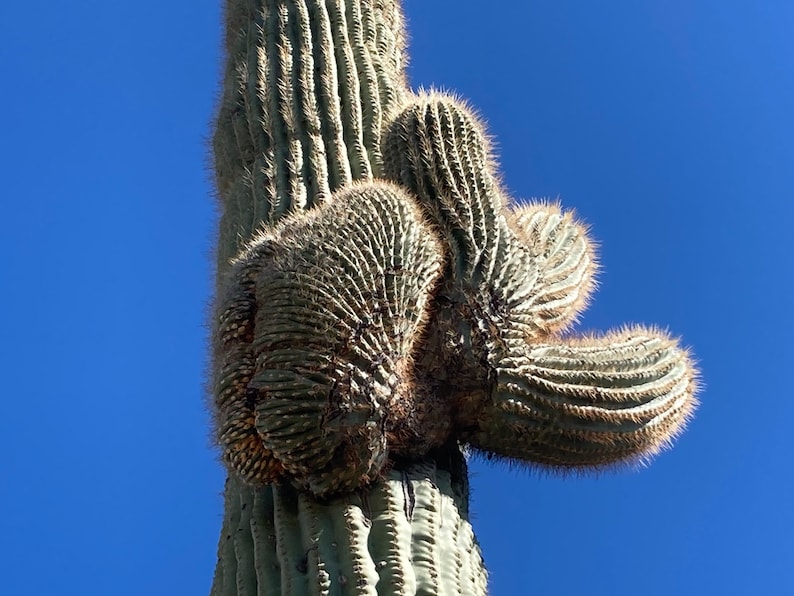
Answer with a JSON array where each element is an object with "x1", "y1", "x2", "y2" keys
[
  {"x1": 462, "y1": 327, "x2": 698, "y2": 467},
  {"x1": 382, "y1": 92, "x2": 505, "y2": 285},
  {"x1": 508, "y1": 202, "x2": 597, "y2": 333},
  {"x1": 381, "y1": 92, "x2": 698, "y2": 470},
  {"x1": 382, "y1": 94, "x2": 596, "y2": 339}
]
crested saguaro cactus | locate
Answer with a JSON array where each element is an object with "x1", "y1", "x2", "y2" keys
[{"x1": 209, "y1": 1, "x2": 699, "y2": 594}]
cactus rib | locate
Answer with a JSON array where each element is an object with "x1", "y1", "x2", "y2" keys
[{"x1": 213, "y1": 0, "x2": 408, "y2": 267}]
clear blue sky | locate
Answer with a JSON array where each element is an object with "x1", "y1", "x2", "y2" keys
[{"x1": 1, "y1": 1, "x2": 792, "y2": 594}]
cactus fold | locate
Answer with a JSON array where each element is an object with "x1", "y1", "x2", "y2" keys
[{"x1": 209, "y1": 1, "x2": 698, "y2": 594}]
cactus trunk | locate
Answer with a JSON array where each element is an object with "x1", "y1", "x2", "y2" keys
[
  {"x1": 210, "y1": 455, "x2": 487, "y2": 596},
  {"x1": 210, "y1": 1, "x2": 487, "y2": 594},
  {"x1": 213, "y1": 0, "x2": 407, "y2": 267}
]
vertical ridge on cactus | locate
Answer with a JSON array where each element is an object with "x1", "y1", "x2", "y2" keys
[
  {"x1": 213, "y1": 0, "x2": 408, "y2": 268},
  {"x1": 211, "y1": 461, "x2": 484, "y2": 595}
]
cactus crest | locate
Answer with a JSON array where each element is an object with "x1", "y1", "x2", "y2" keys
[{"x1": 214, "y1": 181, "x2": 448, "y2": 495}]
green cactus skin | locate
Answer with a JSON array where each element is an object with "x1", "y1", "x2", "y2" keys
[
  {"x1": 213, "y1": 0, "x2": 408, "y2": 269},
  {"x1": 210, "y1": 1, "x2": 699, "y2": 594},
  {"x1": 211, "y1": 455, "x2": 485, "y2": 596}
]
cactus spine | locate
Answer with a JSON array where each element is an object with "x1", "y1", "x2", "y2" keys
[{"x1": 210, "y1": 1, "x2": 698, "y2": 594}]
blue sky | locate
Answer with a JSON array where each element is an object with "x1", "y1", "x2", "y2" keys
[{"x1": 1, "y1": 1, "x2": 792, "y2": 594}]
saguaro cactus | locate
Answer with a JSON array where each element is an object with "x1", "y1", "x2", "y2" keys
[{"x1": 209, "y1": 1, "x2": 699, "y2": 594}]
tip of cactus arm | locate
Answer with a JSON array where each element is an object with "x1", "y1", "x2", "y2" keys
[
  {"x1": 509, "y1": 198, "x2": 601, "y2": 335},
  {"x1": 393, "y1": 88, "x2": 508, "y2": 185}
]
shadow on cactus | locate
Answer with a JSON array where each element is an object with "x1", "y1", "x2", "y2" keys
[{"x1": 213, "y1": 92, "x2": 698, "y2": 498}]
